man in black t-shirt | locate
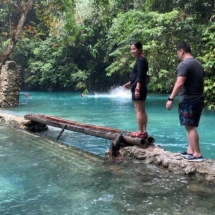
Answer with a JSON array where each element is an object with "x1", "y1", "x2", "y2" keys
[{"x1": 166, "y1": 42, "x2": 204, "y2": 162}]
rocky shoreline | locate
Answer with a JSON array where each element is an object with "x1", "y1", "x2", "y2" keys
[
  {"x1": 1, "y1": 113, "x2": 215, "y2": 183},
  {"x1": 0, "y1": 113, "x2": 29, "y2": 129},
  {"x1": 120, "y1": 146, "x2": 215, "y2": 183}
]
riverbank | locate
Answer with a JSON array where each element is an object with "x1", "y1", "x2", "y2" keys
[{"x1": 1, "y1": 113, "x2": 215, "y2": 183}]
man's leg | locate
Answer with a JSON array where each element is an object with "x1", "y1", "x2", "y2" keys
[
  {"x1": 185, "y1": 125, "x2": 201, "y2": 158},
  {"x1": 134, "y1": 100, "x2": 147, "y2": 133}
]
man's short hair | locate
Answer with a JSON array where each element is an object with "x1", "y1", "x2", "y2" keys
[{"x1": 176, "y1": 42, "x2": 191, "y2": 53}]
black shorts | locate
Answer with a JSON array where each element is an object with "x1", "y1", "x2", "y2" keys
[{"x1": 132, "y1": 86, "x2": 147, "y2": 101}]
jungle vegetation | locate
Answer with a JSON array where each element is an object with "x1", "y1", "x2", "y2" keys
[{"x1": 0, "y1": 0, "x2": 214, "y2": 108}]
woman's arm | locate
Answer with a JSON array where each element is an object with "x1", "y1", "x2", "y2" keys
[{"x1": 123, "y1": 81, "x2": 130, "y2": 89}]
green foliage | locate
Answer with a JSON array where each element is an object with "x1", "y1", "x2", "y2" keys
[
  {"x1": 13, "y1": 36, "x2": 83, "y2": 91},
  {"x1": 199, "y1": 19, "x2": 215, "y2": 109},
  {"x1": 1, "y1": 0, "x2": 215, "y2": 107},
  {"x1": 70, "y1": 69, "x2": 89, "y2": 90},
  {"x1": 82, "y1": 88, "x2": 89, "y2": 95},
  {"x1": 145, "y1": 0, "x2": 213, "y2": 21},
  {"x1": 106, "y1": 9, "x2": 203, "y2": 93}
]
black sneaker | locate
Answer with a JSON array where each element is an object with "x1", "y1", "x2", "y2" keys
[
  {"x1": 180, "y1": 151, "x2": 193, "y2": 158},
  {"x1": 184, "y1": 155, "x2": 205, "y2": 162}
]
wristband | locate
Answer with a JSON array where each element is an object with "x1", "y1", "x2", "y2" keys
[{"x1": 168, "y1": 97, "x2": 174, "y2": 101}]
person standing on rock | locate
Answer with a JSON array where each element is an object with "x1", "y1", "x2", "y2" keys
[
  {"x1": 123, "y1": 41, "x2": 149, "y2": 139},
  {"x1": 166, "y1": 42, "x2": 205, "y2": 162}
]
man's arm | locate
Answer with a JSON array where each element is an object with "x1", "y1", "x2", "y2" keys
[
  {"x1": 170, "y1": 76, "x2": 186, "y2": 99},
  {"x1": 166, "y1": 76, "x2": 186, "y2": 110}
]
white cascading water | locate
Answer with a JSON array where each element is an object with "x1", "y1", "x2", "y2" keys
[{"x1": 92, "y1": 86, "x2": 131, "y2": 98}]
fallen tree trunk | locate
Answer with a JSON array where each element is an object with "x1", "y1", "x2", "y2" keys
[{"x1": 24, "y1": 114, "x2": 155, "y2": 148}]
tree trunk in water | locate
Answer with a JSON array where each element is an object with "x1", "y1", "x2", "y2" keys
[{"x1": 0, "y1": 0, "x2": 34, "y2": 68}]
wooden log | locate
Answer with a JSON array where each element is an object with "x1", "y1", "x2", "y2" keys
[{"x1": 24, "y1": 114, "x2": 155, "y2": 148}]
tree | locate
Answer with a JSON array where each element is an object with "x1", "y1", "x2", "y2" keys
[
  {"x1": 0, "y1": 0, "x2": 34, "y2": 68},
  {"x1": 200, "y1": 17, "x2": 215, "y2": 109}
]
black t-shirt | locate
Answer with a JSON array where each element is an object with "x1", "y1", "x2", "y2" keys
[
  {"x1": 177, "y1": 58, "x2": 204, "y2": 102},
  {"x1": 130, "y1": 56, "x2": 148, "y2": 90}
]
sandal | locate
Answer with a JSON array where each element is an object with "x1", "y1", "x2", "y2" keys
[
  {"x1": 130, "y1": 131, "x2": 148, "y2": 139},
  {"x1": 130, "y1": 131, "x2": 141, "y2": 137},
  {"x1": 141, "y1": 132, "x2": 148, "y2": 139}
]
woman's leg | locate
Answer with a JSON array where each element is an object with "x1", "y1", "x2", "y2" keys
[{"x1": 134, "y1": 100, "x2": 147, "y2": 133}]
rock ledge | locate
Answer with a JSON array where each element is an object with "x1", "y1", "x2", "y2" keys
[{"x1": 120, "y1": 145, "x2": 215, "y2": 183}]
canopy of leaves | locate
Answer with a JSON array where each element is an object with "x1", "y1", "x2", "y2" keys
[{"x1": 0, "y1": 0, "x2": 214, "y2": 108}]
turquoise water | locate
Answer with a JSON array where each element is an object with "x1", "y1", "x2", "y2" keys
[
  {"x1": 1, "y1": 125, "x2": 215, "y2": 215},
  {"x1": 1, "y1": 88, "x2": 215, "y2": 159}
]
